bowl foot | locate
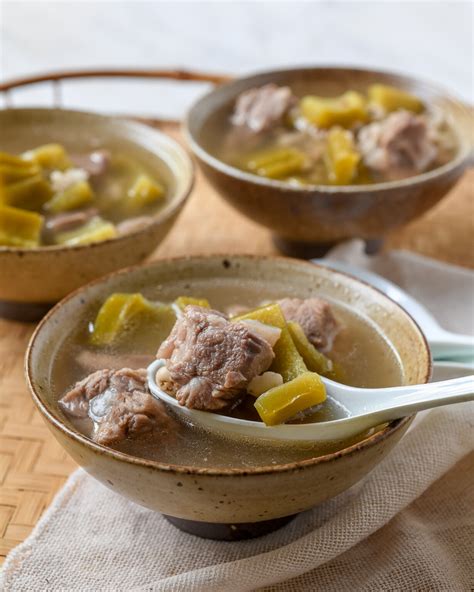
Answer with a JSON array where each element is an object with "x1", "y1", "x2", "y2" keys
[
  {"x1": 0, "y1": 299, "x2": 55, "y2": 322},
  {"x1": 162, "y1": 513, "x2": 297, "y2": 540},
  {"x1": 273, "y1": 237, "x2": 384, "y2": 259}
]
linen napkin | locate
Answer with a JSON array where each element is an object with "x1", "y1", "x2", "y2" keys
[
  {"x1": 324, "y1": 239, "x2": 474, "y2": 336},
  {"x1": 1, "y1": 243, "x2": 473, "y2": 592}
]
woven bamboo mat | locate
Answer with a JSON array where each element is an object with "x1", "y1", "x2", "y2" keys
[{"x1": 0, "y1": 120, "x2": 472, "y2": 563}]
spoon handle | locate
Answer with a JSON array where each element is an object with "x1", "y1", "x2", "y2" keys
[
  {"x1": 430, "y1": 330, "x2": 474, "y2": 361},
  {"x1": 362, "y1": 376, "x2": 474, "y2": 422}
]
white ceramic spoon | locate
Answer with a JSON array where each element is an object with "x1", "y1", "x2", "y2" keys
[
  {"x1": 313, "y1": 259, "x2": 474, "y2": 361},
  {"x1": 147, "y1": 359, "x2": 474, "y2": 443}
]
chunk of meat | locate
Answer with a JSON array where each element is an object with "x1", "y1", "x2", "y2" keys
[
  {"x1": 59, "y1": 368, "x2": 172, "y2": 445},
  {"x1": 157, "y1": 306, "x2": 274, "y2": 410},
  {"x1": 278, "y1": 298, "x2": 339, "y2": 353},
  {"x1": 89, "y1": 387, "x2": 171, "y2": 446},
  {"x1": 71, "y1": 150, "x2": 111, "y2": 178},
  {"x1": 425, "y1": 108, "x2": 458, "y2": 164},
  {"x1": 358, "y1": 110, "x2": 437, "y2": 180},
  {"x1": 45, "y1": 208, "x2": 99, "y2": 233},
  {"x1": 60, "y1": 368, "x2": 118, "y2": 418},
  {"x1": 231, "y1": 84, "x2": 296, "y2": 133}
]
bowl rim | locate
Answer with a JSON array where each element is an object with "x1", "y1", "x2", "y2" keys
[
  {"x1": 0, "y1": 107, "x2": 195, "y2": 254},
  {"x1": 184, "y1": 64, "x2": 472, "y2": 194},
  {"x1": 26, "y1": 254, "x2": 432, "y2": 477}
]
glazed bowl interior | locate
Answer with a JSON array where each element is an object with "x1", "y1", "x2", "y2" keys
[
  {"x1": 27, "y1": 255, "x2": 431, "y2": 473},
  {"x1": 0, "y1": 107, "x2": 193, "y2": 242},
  {"x1": 0, "y1": 108, "x2": 194, "y2": 307},
  {"x1": 187, "y1": 66, "x2": 472, "y2": 192}
]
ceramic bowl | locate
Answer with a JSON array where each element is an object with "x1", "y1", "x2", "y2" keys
[
  {"x1": 185, "y1": 67, "x2": 473, "y2": 254},
  {"x1": 26, "y1": 255, "x2": 431, "y2": 539},
  {"x1": 0, "y1": 108, "x2": 194, "y2": 319}
]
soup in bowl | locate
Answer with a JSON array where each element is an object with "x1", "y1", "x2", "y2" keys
[
  {"x1": 27, "y1": 256, "x2": 431, "y2": 539},
  {"x1": 186, "y1": 67, "x2": 472, "y2": 250},
  {"x1": 0, "y1": 108, "x2": 193, "y2": 318}
]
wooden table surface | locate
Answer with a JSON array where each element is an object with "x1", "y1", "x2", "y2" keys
[{"x1": 0, "y1": 121, "x2": 472, "y2": 563}]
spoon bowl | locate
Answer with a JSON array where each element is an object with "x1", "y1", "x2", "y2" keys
[{"x1": 147, "y1": 359, "x2": 474, "y2": 442}]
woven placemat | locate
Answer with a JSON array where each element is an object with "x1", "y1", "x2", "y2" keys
[{"x1": 0, "y1": 120, "x2": 472, "y2": 563}]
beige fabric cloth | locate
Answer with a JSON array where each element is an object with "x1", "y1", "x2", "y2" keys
[
  {"x1": 325, "y1": 240, "x2": 474, "y2": 335},
  {"x1": 1, "y1": 243, "x2": 473, "y2": 591}
]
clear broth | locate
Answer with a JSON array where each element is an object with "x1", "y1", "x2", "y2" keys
[
  {"x1": 51, "y1": 280, "x2": 404, "y2": 468},
  {"x1": 201, "y1": 94, "x2": 458, "y2": 186},
  {"x1": 40, "y1": 150, "x2": 168, "y2": 245}
]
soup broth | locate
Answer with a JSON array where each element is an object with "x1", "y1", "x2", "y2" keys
[
  {"x1": 0, "y1": 144, "x2": 168, "y2": 248},
  {"x1": 203, "y1": 82, "x2": 458, "y2": 186},
  {"x1": 51, "y1": 278, "x2": 404, "y2": 469}
]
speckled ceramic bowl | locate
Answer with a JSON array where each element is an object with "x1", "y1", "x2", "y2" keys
[
  {"x1": 186, "y1": 67, "x2": 473, "y2": 254},
  {"x1": 0, "y1": 108, "x2": 194, "y2": 320},
  {"x1": 26, "y1": 255, "x2": 431, "y2": 539}
]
